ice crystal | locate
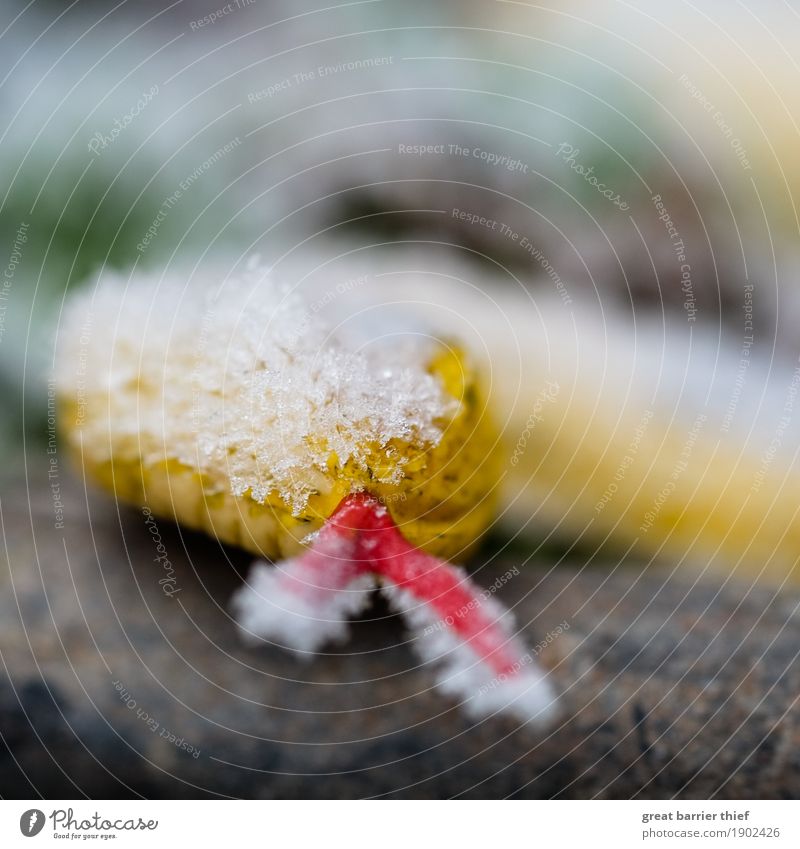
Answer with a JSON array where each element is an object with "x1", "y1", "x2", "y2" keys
[{"x1": 57, "y1": 261, "x2": 455, "y2": 513}]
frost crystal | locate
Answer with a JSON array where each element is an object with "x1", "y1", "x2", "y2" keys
[
  {"x1": 232, "y1": 493, "x2": 559, "y2": 724},
  {"x1": 57, "y1": 261, "x2": 454, "y2": 512}
]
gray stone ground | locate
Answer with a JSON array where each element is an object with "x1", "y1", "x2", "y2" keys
[{"x1": 1, "y1": 468, "x2": 799, "y2": 799}]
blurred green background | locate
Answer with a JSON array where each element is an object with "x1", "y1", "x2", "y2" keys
[{"x1": 2, "y1": 0, "x2": 799, "y2": 464}]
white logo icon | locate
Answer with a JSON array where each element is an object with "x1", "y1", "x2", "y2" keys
[{"x1": 19, "y1": 809, "x2": 46, "y2": 837}]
